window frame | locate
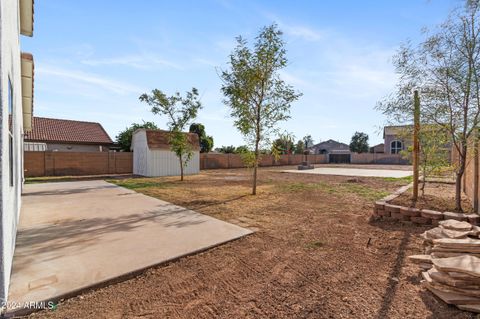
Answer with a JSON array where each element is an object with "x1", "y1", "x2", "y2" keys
[
  {"x1": 8, "y1": 77, "x2": 14, "y2": 187},
  {"x1": 390, "y1": 140, "x2": 403, "y2": 154}
]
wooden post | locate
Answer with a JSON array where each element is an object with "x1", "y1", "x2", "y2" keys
[
  {"x1": 474, "y1": 129, "x2": 479, "y2": 213},
  {"x1": 413, "y1": 90, "x2": 420, "y2": 203}
]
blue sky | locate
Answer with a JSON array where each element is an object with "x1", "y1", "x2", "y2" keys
[{"x1": 22, "y1": 0, "x2": 459, "y2": 148}]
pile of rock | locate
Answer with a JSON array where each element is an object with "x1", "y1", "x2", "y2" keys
[
  {"x1": 409, "y1": 219, "x2": 480, "y2": 313},
  {"x1": 373, "y1": 201, "x2": 480, "y2": 225}
]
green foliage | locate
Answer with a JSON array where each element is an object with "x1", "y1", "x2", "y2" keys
[
  {"x1": 303, "y1": 135, "x2": 315, "y2": 149},
  {"x1": 189, "y1": 123, "x2": 214, "y2": 153},
  {"x1": 295, "y1": 140, "x2": 305, "y2": 154},
  {"x1": 240, "y1": 150, "x2": 257, "y2": 168},
  {"x1": 220, "y1": 24, "x2": 302, "y2": 194},
  {"x1": 376, "y1": 5, "x2": 480, "y2": 211},
  {"x1": 139, "y1": 88, "x2": 202, "y2": 181},
  {"x1": 216, "y1": 145, "x2": 250, "y2": 154},
  {"x1": 349, "y1": 131, "x2": 369, "y2": 153},
  {"x1": 235, "y1": 145, "x2": 250, "y2": 154},
  {"x1": 272, "y1": 132, "x2": 296, "y2": 155},
  {"x1": 116, "y1": 121, "x2": 158, "y2": 151},
  {"x1": 399, "y1": 125, "x2": 450, "y2": 195}
]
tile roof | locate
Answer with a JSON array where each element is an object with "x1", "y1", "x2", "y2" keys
[{"x1": 24, "y1": 117, "x2": 113, "y2": 144}]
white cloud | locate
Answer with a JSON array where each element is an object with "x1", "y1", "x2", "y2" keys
[
  {"x1": 81, "y1": 53, "x2": 183, "y2": 70},
  {"x1": 36, "y1": 66, "x2": 144, "y2": 95},
  {"x1": 282, "y1": 24, "x2": 323, "y2": 41}
]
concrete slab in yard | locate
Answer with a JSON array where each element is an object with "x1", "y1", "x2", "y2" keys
[
  {"x1": 8, "y1": 180, "x2": 252, "y2": 310},
  {"x1": 283, "y1": 167, "x2": 412, "y2": 178}
]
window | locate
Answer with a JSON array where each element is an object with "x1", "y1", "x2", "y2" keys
[
  {"x1": 390, "y1": 140, "x2": 403, "y2": 154},
  {"x1": 8, "y1": 78, "x2": 14, "y2": 186}
]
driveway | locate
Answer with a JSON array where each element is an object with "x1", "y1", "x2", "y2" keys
[
  {"x1": 283, "y1": 166, "x2": 412, "y2": 178},
  {"x1": 8, "y1": 180, "x2": 252, "y2": 311}
]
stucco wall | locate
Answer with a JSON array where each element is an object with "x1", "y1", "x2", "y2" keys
[{"x1": 0, "y1": 0, "x2": 24, "y2": 303}]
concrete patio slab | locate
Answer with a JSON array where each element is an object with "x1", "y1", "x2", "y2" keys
[
  {"x1": 283, "y1": 167, "x2": 412, "y2": 178},
  {"x1": 8, "y1": 180, "x2": 252, "y2": 310}
]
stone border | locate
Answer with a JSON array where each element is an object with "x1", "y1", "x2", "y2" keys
[{"x1": 372, "y1": 182, "x2": 480, "y2": 225}]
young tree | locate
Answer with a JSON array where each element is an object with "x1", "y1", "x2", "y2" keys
[
  {"x1": 377, "y1": 3, "x2": 480, "y2": 211},
  {"x1": 189, "y1": 123, "x2": 214, "y2": 153},
  {"x1": 349, "y1": 131, "x2": 369, "y2": 153},
  {"x1": 221, "y1": 24, "x2": 302, "y2": 195},
  {"x1": 303, "y1": 135, "x2": 315, "y2": 150},
  {"x1": 397, "y1": 126, "x2": 451, "y2": 196},
  {"x1": 418, "y1": 126, "x2": 451, "y2": 195},
  {"x1": 116, "y1": 121, "x2": 158, "y2": 151},
  {"x1": 295, "y1": 140, "x2": 305, "y2": 154},
  {"x1": 139, "y1": 88, "x2": 202, "y2": 181}
]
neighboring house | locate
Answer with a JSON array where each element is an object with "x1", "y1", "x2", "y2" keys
[
  {"x1": 132, "y1": 129, "x2": 200, "y2": 177},
  {"x1": 24, "y1": 117, "x2": 113, "y2": 152},
  {"x1": 383, "y1": 125, "x2": 412, "y2": 155},
  {"x1": 369, "y1": 143, "x2": 384, "y2": 154},
  {"x1": 309, "y1": 139, "x2": 351, "y2": 163},
  {"x1": 0, "y1": 0, "x2": 34, "y2": 304}
]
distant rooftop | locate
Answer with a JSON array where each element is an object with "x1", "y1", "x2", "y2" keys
[{"x1": 24, "y1": 116, "x2": 113, "y2": 144}]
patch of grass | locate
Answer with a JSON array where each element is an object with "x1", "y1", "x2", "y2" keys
[
  {"x1": 305, "y1": 241, "x2": 324, "y2": 249},
  {"x1": 383, "y1": 175, "x2": 413, "y2": 183},
  {"x1": 277, "y1": 181, "x2": 333, "y2": 192},
  {"x1": 277, "y1": 181, "x2": 389, "y2": 201},
  {"x1": 108, "y1": 179, "x2": 171, "y2": 190},
  {"x1": 339, "y1": 183, "x2": 390, "y2": 201}
]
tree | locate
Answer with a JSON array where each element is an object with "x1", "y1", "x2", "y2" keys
[
  {"x1": 376, "y1": 3, "x2": 480, "y2": 211},
  {"x1": 216, "y1": 145, "x2": 237, "y2": 153},
  {"x1": 189, "y1": 123, "x2": 214, "y2": 153},
  {"x1": 295, "y1": 140, "x2": 305, "y2": 154},
  {"x1": 397, "y1": 126, "x2": 451, "y2": 196},
  {"x1": 139, "y1": 88, "x2": 202, "y2": 181},
  {"x1": 303, "y1": 135, "x2": 315, "y2": 150},
  {"x1": 116, "y1": 121, "x2": 158, "y2": 151},
  {"x1": 418, "y1": 126, "x2": 451, "y2": 196},
  {"x1": 349, "y1": 131, "x2": 369, "y2": 153},
  {"x1": 221, "y1": 24, "x2": 302, "y2": 195},
  {"x1": 272, "y1": 132, "x2": 296, "y2": 155}
]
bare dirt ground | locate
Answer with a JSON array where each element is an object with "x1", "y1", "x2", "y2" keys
[
  {"x1": 391, "y1": 182, "x2": 473, "y2": 213},
  {"x1": 26, "y1": 167, "x2": 473, "y2": 319}
]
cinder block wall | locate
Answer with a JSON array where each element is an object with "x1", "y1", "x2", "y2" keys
[
  {"x1": 199, "y1": 154, "x2": 328, "y2": 169},
  {"x1": 24, "y1": 151, "x2": 133, "y2": 177}
]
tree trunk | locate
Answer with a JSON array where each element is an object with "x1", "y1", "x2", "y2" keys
[
  {"x1": 252, "y1": 141, "x2": 259, "y2": 195},
  {"x1": 421, "y1": 174, "x2": 426, "y2": 197},
  {"x1": 455, "y1": 147, "x2": 467, "y2": 212},
  {"x1": 179, "y1": 154, "x2": 184, "y2": 181}
]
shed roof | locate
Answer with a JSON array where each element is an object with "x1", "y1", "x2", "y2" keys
[{"x1": 141, "y1": 129, "x2": 200, "y2": 151}]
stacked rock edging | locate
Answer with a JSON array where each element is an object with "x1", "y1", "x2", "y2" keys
[
  {"x1": 409, "y1": 219, "x2": 480, "y2": 313},
  {"x1": 373, "y1": 201, "x2": 480, "y2": 225},
  {"x1": 372, "y1": 183, "x2": 480, "y2": 225}
]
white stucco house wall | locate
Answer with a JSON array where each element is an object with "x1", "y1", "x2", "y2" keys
[
  {"x1": 0, "y1": 0, "x2": 34, "y2": 304},
  {"x1": 132, "y1": 129, "x2": 200, "y2": 177}
]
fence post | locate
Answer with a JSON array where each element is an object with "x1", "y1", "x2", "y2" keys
[{"x1": 474, "y1": 133, "x2": 479, "y2": 213}]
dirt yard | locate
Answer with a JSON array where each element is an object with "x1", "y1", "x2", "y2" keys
[
  {"x1": 26, "y1": 167, "x2": 473, "y2": 319},
  {"x1": 390, "y1": 182, "x2": 473, "y2": 213}
]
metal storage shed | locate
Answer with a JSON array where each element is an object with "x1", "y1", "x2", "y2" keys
[{"x1": 131, "y1": 129, "x2": 200, "y2": 177}]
